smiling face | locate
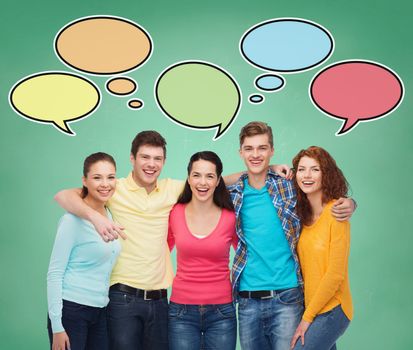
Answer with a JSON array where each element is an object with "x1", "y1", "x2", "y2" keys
[
  {"x1": 187, "y1": 159, "x2": 219, "y2": 204},
  {"x1": 82, "y1": 160, "x2": 116, "y2": 204},
  {"x1": 239, "y1": 134, "x2": 274, "y2": 177},
  {"x1": 130, "y1": 144, "x2": 165, "y2": 193},
  {"x1": 296, "y1": 156, "x2": 323, "y2": 198}
]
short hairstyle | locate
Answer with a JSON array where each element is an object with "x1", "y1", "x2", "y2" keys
[
  {"x1": 130, "y1": 130, "x2": 167, "y2": 158},
  {"x1": 81, "y1": 152, "x2": 116, "y2": 198},
  {"x1": 292, "y1": 146, "x2": 349, "y2": 225},
  {"x1": 239, "y1": 121, "x2": 274, "y2": 148},
  {"x1": 177, "y1": 151, "x2": 234, "y2": 211}
]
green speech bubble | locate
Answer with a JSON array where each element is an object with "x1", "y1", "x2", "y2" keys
[{"x1": 155, "y1": 61, "x2": 241, "y2": 140}]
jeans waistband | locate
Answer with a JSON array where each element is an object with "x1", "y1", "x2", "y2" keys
[
  {"x1": 110, "y1": 283, "x2": 167, "y2": 300},
  {"x1": 239, "y1": 288, "x2": 290, "y2": 299}
]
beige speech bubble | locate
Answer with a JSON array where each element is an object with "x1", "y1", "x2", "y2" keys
[
  {"x1": 128, "y1": 99, "x2": 143, "y2": 109},
  {"x1": 106, "y1": 77, "x2": 137, "y2": 96},
  {"x1": 55, "y1": 16, "x2": 152, "y2": 75}
]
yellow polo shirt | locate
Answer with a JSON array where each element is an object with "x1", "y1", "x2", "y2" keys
[{"x1": 108, "y1": 173, "x2": 184, "y2": 290}]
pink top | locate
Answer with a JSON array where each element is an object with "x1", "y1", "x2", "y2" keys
[{"x1": 168, "y1": 203, "x2": 237, "y2": 304}]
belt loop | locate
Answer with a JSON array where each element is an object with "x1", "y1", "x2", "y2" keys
[{"x1": 261, "y1": 292, "x2": 273, "y2": 299}]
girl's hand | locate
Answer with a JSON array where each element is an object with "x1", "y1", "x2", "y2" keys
[
  {"x1": 290, "y1": 319, "x2": 311, "y2": 349},
  {"x1": 52, "y1": 331, "x2": 70, "y2": 350}
]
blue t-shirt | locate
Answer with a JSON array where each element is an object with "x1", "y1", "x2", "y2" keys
[
  {"x1": 239, "y1": 179, "x2": 298, "y2": 291},
  {"x1": 47, "y1": 211, "x2": 121, "y2": 333}
]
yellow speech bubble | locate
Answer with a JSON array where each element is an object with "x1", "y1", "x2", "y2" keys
[
  {"x1": 9, "y1": 72, "x2": 100, "y2": 135},
  {"x1": 55, "y1": 16, "x2": 152, "y2": 75}
]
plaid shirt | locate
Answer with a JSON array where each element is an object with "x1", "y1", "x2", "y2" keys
[{"x1": 227, "y1": 169, "x2": 303, "y2": 301}]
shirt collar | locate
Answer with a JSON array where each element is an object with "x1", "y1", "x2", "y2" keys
[
  {"x1": 125, "y1": 172, "x2": 160, "y2": 192},
  {"x1": 230, "y1": 168, "x2": 281, "y2": 193}
]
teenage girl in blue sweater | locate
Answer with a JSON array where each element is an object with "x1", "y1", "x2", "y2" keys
[{"x1": 47, "y1": 152, "x2": 121, "y2": 350}]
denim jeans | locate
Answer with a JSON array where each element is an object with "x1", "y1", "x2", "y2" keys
[
  {"x1": 107, "y1": 290, "x2": 169, "y2": 350},
  {"x1": 168, "y1": 302, "x2": 237, "y2": 350},
  {"x1": 292, "y1": 305, "x2": 350, "y2": 350},
  {"x1": 47, "y1": 299, "x2": 108, "y2": 350},
  {"x1": 238, "y1": 287, "x2": 304, "y2": 350}
]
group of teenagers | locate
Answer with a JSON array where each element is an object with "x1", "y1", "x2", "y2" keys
[{"x1": 47, "y1": 121, "x2": 356, "y2": 350}]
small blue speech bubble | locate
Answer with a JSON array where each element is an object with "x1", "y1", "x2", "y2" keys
[
  {"x1": 240, "y1": 18, "x2": 334, "y2": 73},
  {"x1": 249, "y1": 94, "x2": 264, "y2": 104},
  {"x1": 255, "y1": 74, "x2": 285, "y2": 92}
]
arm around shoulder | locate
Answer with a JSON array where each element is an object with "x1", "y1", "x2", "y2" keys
[
  {"x1": 331, "y1": 197, "x2": 356, "y2": 221},
  {"x1": 54, "y1": 188, "x2": 92, "y2": 220},
  {"x1": 223, "y1": 172, "x2": 244, "y2": 186},
  {"x1": 54, "y1": 188, "x2": 125, "y2": 241}
]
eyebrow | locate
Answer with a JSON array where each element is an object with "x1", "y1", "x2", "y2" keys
[
  {"x1": 139, "y1": 153, "x2": 163, "y2": 158},
  {"x1": 243, "y1": 144, "x2": 269, "y2": 148},
  {"x1": 191, "y1": 171, "x2": 216, "y2": 176},
  {"x1": 90, "y1": 173, "x2": 116, "y2": 176}
]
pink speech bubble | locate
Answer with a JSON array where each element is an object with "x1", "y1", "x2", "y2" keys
[{"x1": 310, "y1": 60, "x2": 404, "y2": 135}]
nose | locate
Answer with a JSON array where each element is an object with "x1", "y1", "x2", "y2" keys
[
  {"x1": 303, "y1": 169, "x2": 311, "y2": 178},
  {"x1": 252, "y1": 148, "x2": 259, "y2": 157}
]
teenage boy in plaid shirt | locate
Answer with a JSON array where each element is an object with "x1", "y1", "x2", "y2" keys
[{"x1": 227, "y1": 121, "x2": 355, "y2": 350}]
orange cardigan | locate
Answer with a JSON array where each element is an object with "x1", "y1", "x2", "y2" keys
[{"x1": 298, "y1": 201, "x2": 353, "y2": 323}]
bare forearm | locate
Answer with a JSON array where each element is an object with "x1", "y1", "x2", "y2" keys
[
  {"x1": 55, "y1": 188, "x2": 125, "y2": 241},
  {"x1": 54, "y1": 188, "x2": 96, "y2": 221},
  {"x1": 223, "y1": 172, "x2": 244, "y2": 185}
]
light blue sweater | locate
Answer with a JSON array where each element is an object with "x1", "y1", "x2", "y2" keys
[{"x1": 47, "y1": 211, "x2": 121, "y2": 333}]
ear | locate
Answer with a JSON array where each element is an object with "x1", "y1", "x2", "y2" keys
[
  {"x1": 216, "y1": 176, "x2": 221, "y2": 187},
  {"x1": 130, "y1": 153, "x2": 135, "y2": 164},
  {"x1": 270, "y1": 147, "x2": 275, "y2": 157},
  {"x1": 82, "y1": 176, "x2": 87, "y2": 188}
]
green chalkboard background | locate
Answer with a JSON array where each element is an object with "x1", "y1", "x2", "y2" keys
[{"x1": 1, "y1": 0, "x2": 412, "y2": 348}]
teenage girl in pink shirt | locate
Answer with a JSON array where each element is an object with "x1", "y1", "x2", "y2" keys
[{"x1": 167, "y1": 151, "x2": 238, "y2": 350}]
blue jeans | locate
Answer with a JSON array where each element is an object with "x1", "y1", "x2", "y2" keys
[
  {"x1": 168, "y1": 302, "x2": 237, "y2": 350},
  {"x1": 107, "y1": 290, "x2": 169, "y2": 350},
  {"x1": 238, "y1": 287, "x2": 304, "y2": 350},
  {"x1": 292, "y1": 305, "x2": 350, "y2": 350},
  {"x1": 47, "y1": 299, "x2": 108, "y2": 350}
]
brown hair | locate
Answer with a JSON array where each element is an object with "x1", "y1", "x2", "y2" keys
[
  {"x1": 239, "y1": 121, "x2": 274, "y2": 148},
  {"x1": 131, "y1": 130, "x2": 167, "y2": 158},
  {"x1": 292, "y1": 146, "x2": 348, "y2": 225},
  {"x1": 81, "y1": 152, "x2": 116, "y2": 198}
]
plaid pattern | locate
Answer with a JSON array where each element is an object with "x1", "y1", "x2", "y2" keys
[{"x1": 227, "y1": 169, "x2": 303, "y2": 301}]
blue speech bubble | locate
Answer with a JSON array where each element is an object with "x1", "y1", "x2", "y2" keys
[
  {"x1": 255, "y1": 74, "x2": 285, "y2": 91},
  {"x1": 240, "y1": 18, "x2": 334, "y2": 73},
  {"x1": 249, "y1": 94, "x2": 264, "y2": 104}
]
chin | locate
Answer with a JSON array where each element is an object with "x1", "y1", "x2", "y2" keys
[
  {"x1": 249, "y1": 167, "x2": 266, "y2": 175},
  {"x1": 92, "y1": 196, "x2": 109, "y2": 203},
  {"x1": 194, "y1": 195, "x2": 212, "y2": 202}
]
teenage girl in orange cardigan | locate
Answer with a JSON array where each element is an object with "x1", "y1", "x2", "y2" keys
[{"x1": 290, "y1": 146, "x2": 353, "y2": 350}]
